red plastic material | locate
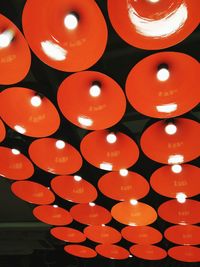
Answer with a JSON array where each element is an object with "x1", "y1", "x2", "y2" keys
[
  {"x1": 51, "y1": 227, "x2": 86, "y2": 243},
  {"x1": 168, "y1": 246, "x2": 200, "y2": 262},
  {"x1": 96, "y1": 244, "x2": 129, "y2": 260},
  {"x1": 130, "y1": 244, "x2": 167, "y2": 260}
]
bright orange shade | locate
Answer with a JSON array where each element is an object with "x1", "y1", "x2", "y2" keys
[
  {"x1": 121, "y1": 226, "x2": 162, "y2": 244},
  {"x1": 0, "y1": 87, "x2": 60, "y2": 138},
  {"x1": 22, "y1": 0, "x2": 107, "y2": 72},
  {"x1": 107, "y1": 0, "x2": 200, "y2": 50},
  {"x1": 141, "y1": 118, "x2": 200, "y2": 164},
  {"x1": 84, "y1": 225, "x2": 121, "y2": 244},
  {"x1": 0, "y1": 146, "x2": 34, "y2": 180},
  {"x1": 70, "y1": 203, "x2": 112, "y2": 226},
  {"x1": 51, "y1": 227, "x2": 86, "y2": 243},
  {"x1": 0, "y1": 14, "x2": 31, "y2": 85},
  {"x1": 168, "y1": 246, "x2": 200, "y2": 262},
  {"x1": 0, "y1": 119, "x2": 6, "y2": 143},
  {"x1": 80, "y1": 130, "x2": 139, "y2": 171},
  {"x1": 111, "y1": 201, "x2": 157, "y2": 226},
  {"x1": 130, "y1": 244, "x2": 167, "y2": 260},
  {"x1": 126, "y1": 52, "x2": 200, "y2": 118},
  {"x1": 98, "y1": 171, "x2": 149, "y2": 201},
  {"x1": 51, "y1": 175, "x2": 97, "y2": 203},
  {"x1": 96, "y1": 244, "x2": 129, "y2": 260},
  {"x1": 64, "y1": 245, "x2": 97, "y2": 258},
  {"x1": 29, "y1": 138, "x2": 82, "y2": 175},
  {"x1": 11, "y1": 181, "x2": 55, "y2": 205},
  {"x1": 57, "y1": 71, "x2": 126, "y2": 130}
]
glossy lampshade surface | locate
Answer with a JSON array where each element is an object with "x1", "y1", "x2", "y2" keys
[
  {"x1": 130, "y1": 244, "x2": 167, "y2": 260},
  {"x1": 64, "y1": 245, "x2": 97, "y2": 258},
  {"x1": 51, "y1": 227, "x2": 86, "y2": 243},
  {"x1": 96, "y1": 244, "x2": 130, "y2": 260},
  {"x1": 0, "y1": 119, "x2": 6, "y2": 143}
]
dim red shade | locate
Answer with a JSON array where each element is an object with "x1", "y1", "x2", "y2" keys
[
  {"x1": 107, "y1": 0, "x2": 200, "y2": 50},
  {"x1": 22, "y1": 0, "x2": 107, "y2": 72},
  {"x1": 0, "y1": 14, "x2": 31, "y2": 85},
  {"x1": 168, "y1": 246, "x2": 200, "y2": 262},
  {"x1": 11, "y1": 181, "x2": 55, "y2": 205},
  {"x1": 50, "y1": 227, "x2": 86, "y2": 243},
  {"x1": 84, "y1": 225, "x2": 121, "y2": 244},
  {"x1": 164, "y1": 225, "x2": 200, "y2": 245},
  {"x1": 98, "y1": 171, "x2": 149, "y2": 201},
  {"x1": 150, "y1": 164, "x2": 200, "y2": 198},
  {"x1": 70, "y1": 203, "x2": 112, "y2": 226},
  {"x1": 33, "y1": 205, "x2": 73, "y2": 226},
  {"x1": 29, "y1": 138, "x2": 82, "y2": 175},
  {"x1": 0, "y1": 146, "x2": 34, "y2": 180},
  {"x1": 111, "y1": 201, "x2": 157, "y2": 226},
  {"x1": 64, "y1": 245, "x2": 97, "y2": 258},
  {"x1": 0, "y1": 119, "x2": 6, "y2": 143},
  {"x1": 140, "y1": 118, "x2": 200, "y2": 164},
  {"x1": 57, "y1": 71, "x2": 126, "y2": 130},
  {"x1": 126, "y1": 52, "x2": 200, "y2": 118},
  {"x1": 130, "y1": 244, "x2": 167, "y2": 260},
  {"x1": 80, "y1": 130, "x2": 139, "y2": 171},
  {"x1": 158, "y1": 199, "x2": 200, "y2": 224},
  {"x1": 96, "y1": 244, "x2": 129, "y2": 260},
  {"x1": 0, "y1": 87, "x2": 60, "y2": 137},
  {"x1": 121, "y1": 226, "x2": 162, "y2": 244},
  {"x1": 51, "y1": 175, "x2": 97, "y2": 203}
]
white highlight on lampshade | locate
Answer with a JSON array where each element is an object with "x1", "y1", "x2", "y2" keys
[
  {"x1": 89, "y1": 202, "x2": 95, "y2": 207},
  {"x1": 129, "y1": 255, "x2": 133, "y2": 258},
  {"x1": 41, "y1": 40, "x2": 67, "y2": 61},
  {"x1": 64, "y1": 13, "x2": 79, "y2": 30},
  {"x1": 74, "y1": 175, "x2": 82, "y2": 182},
  {"x1": 157, "y1": 67, "x2": 170, "y2": 82},
  {"x1": 53, "y1": 204, "x2": 59, "y2": 208},
  {"x1": 100, "y1": 162, "x2": 113, "y2": 171},
  {"x1": 89, "y1": 84, "x2": 101, "y2": 97},
  {"x1": 130, "y1": 199, "x2": 138, "y2": 206},
  {"x1": 0, "y1": 29, "x2": 14, "y2": 48},
  {"x1": 171, "y1": 164, "x2": 182, "y2": 174},
  {"x1": 14, "y1": 125, "x2": 26, "y2": 134},
  {"x1": 165, "y1": 123, "x2": 177, "y2": 135},
  {"x1": 30, "y1": 95, "x2": 42, "y2": 107},
  {"x1": 78, "y1": 116, "x2": 93, "y2": 127},
  {"x1": 102, "y1": 224, "x2": 106, "y2": 227},
  {"x1": 55, "y1": 140, "x2": 65, "y2": 149},
  {"x1": 168, "y1": 155, "x2": 184, "y2": 165},
  {"x1": 176, "y1": 192, "x2": 187, "y2": 203},
  {"x1": 156, "y1": 103, "x2": 178, "y2": 113},
  {"x1": 11, "y1": 149, "x2": 20, "y2": 155},
  {"x1": 119, "y1": 169, "x2": 129, "y2": 177},
  {"x1": 106, "y1": 133, "x2": 117, "y2": 144}
]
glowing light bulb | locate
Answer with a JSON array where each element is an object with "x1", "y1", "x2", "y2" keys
[
  {"x1": 89, "y1": 83, "x2": 101, "y2": 97},
  {"x1": 106, "y1": 133, "x2": 117, "y2": 144},
  {"x1": 168, "y1": 155, "x2": 184, "y2": 165},
  {"x1": 78, "y1": 116, "x2": 93, "y2": 127},
  {"x1": 41, "y1": 40, "x2": 67, "y2": 61},
  {"x1": 14, "y1": 125, "x2": 26, "y2": 134},
  {"x1": 0, "y1": 29, "x2": 14, "y2": 48},
  {"x1": 129, "y1": 255, "x2": 133, "y2": 258},
  {"x1": 64, "y1": 13, "x2": 79, "y2": 30},
  {"x1": 89, "y1": 202, "x2": 95, "y2": 207},
  {"x1": 171, "y1": 164, "x2": 182, "y2": 174},
  {"x1": 30, "y1": 95, "x2": 42, "y2": 107},
  {"x1": 147, "y1": 0, "x2": 160, "y2": 3},
  {"x1": 100, "y1": 162, "x2": 113, "y2": 171},
  {"x1": 165, "y1": 123, "x2": 177, "y2": 135},
  {"x1": 55, "y1": 140, "x2": 65, "y2": 149},
  {"x1": 157, "y1": 67, "x2": 170, "y2": 82},
  {"x1": 130, "y1": 199, "x2": 138, "y2": 206},
  {"x1": 53, "y1": 205, "x2": 58, "y2": 208},
  {"x1": 119, "y1": 169, "x2": 128, "y2": 177},
  {"x1": 176, "y1": 192, "x2": 187, "y2": 203},
  {"x1": 74, "y1": 175, "x2": 82, "y2": 182},
  {"x1": 11, "y1": 149, "x2": 20, "y2": 155}
]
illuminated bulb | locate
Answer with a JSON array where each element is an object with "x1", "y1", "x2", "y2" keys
[
  {"x1": 89, "y1": 202, "x2": 95, "y2": 207},
  {"x1": 130, "y1": 199, "x2": 138, "y2": 206},
  {"x1": 102, "y1": 224, "x2": 105, "y2": 227},
  {"x1": 157, "y1": 67, "x2": 170, "y2": 82},
  {"x1": 55, "y1": 140, "x2": 65, "y2": 149},
  {"x1": 171, "y1": 164, "x2": 182, "y2": 174},
  {"x1": 14, "y1": 125, "x2": 26, "y2": 134},
  {"x1": 119, "y1": 169, "x2": 128, "y2": 177},
  {"x1": 165, "y1": 123, "x2": 177, "y2": 135},
  {"x1": 168, "y1": 155, "x2": 184, "y2": 164},
  {"x1": 53, "y1": 205, "x2": 58, "y2": 208},
  {"x1": 0, "y1": 29, "x2": 14, "y2": 48},
  {"x1": 64, "y1": 13, "x2": 79, "y2": 30},
  {"x1": 176, "y1": 192, "x2": 187, "y2": 203},
  {"x1": 100, "y1": 162, "x2": 113, "y2": 171},
  {"x1": 89, "y1": 83, "x2": 101, "y2": 97},
  {"x1": 78, "y1": 116, "x2": 93, "y2": 127},
  {"x1": 129, "y1": 255, "x2": 133, "y2": 258},
  {"x1": 106, "y1": 133, "x2": 117, "y2": 144},
  {"x1": 30, "y1": 95, "x2": 42, "y2": 107},
  {"x1": 147, "y1": 0, "x2": 160, "y2": 3},
  {"x1": 11, "y1": 149, "x2": 20, "y2": 155},
  {"x1": 74, "y1": 175, "x2": 82, "y2": 182},
  {"x1": 41, "y1": 40, "x2": 67, "y2": 61}
]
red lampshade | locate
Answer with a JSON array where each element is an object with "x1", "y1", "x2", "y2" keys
[
  {"x1": 80, "y1": 130, "x2": 139, "y2": 171},
  {"x1": 111, "y1": 201, "x2": 157, "y2": 226},
  {"x1": 141, "y1": 118, "x2": 200, "y2": 164},
  {"x1": 0, "y1": 146, "x2": 34, "y2": 180},
  {"x1": 84, "y1": 225, "x2": 121, "y2": 244},
  {"x1": 150, "y1": 164, "x2": 200, "y2": 198},
  {"x1": 51, "y1": 175, "x2": 97, "y2": 203},
  {"x1": 0, "y1": 87, "x2": 60, "y2": 138},
  {"x1": 29, "y1": 138, "x2": 82, "y2": 175},
  {"x1": 11, "y1": 181, "x2": 55, "y2": 205},
  {"x1": 168, "y1": 246, "x2": 200, "y2": 262},
  {"x1": 22, "y1": 0, "x2": 107, "y2": 72},
  {"x1": 96, "y1": 244, "x2": 129, "y2": 260},
  {"x1": 0, "y1": 119, "x2": 6, "y2": 143},
  {"x1": 64, "y1": 245, "x2": 97, "y2": 258},
  {"x1": 130, "y1": 244, "x2": 167, "y2": 260},
  {"x1": 126, "y1": 52, "x2": 200, "y2": 118},
  {"x1": 57, "y1": 71, "x2": 126, "y2": 130},
  {"x1": 50, "y1": 227, "x2": 86, "y2": 243},
  {"x1": 107, "y1": 0, "x2": 200, "y2": 50},
  {"x1": 0, "y1": 14, "x2": 31, "y2": 85}
]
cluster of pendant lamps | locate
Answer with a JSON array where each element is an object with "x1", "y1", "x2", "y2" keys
[{"x1": 0, "y1": 0, "x2": 200, "y2": 263}]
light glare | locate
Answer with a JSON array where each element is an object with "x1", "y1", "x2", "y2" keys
[
  {"x1": 30, "y1": 95, "x2": 42, "y2": 107},
  {"x1": 106, "y1": 133, "x2": 117, "y2": 144},
  {"x1": 119, "y1": 169, "x2": 129, "y2": 177},
  {"x1": 168, "y1": 155, "x2": 184, "y2": 165},
  {"x1": 130, "y1": 199, "x2": 138, "y2": 206},
  {"x1": 11, "y1": 149, "x2": 20, "y2": 155},
  {"x1": 89, "y1": 84, "x2": 101, "y2": 97},
  {"x1": 165, "y1": 123, "x2": 177, "y2": 135},
  {"x1": 100, "y1": 162, "x2": 113, "y2": 171},
  {"x1": 157, "y1": 68, "x2": 170, "y2": 82},
  {"x1": 41, "y1": 40, "x2": 67, "y2": 61},
  {"x1": 171, "y1": 164, "x2": 182, "y2": 174},
  {"x1": 74, "y1": 175, "x2": 82, "y2": 182},
  {"x1": 176, "y1": 192, "x2": 187, "y2": 203},
  {"x1": 55, "y1": 140, "x2": 65, "y2": 149},
  {"x1": 14, "y1": 125, "x2": 26, "y2": 134},
  {"x1": 0, "y1": 29, "x2": 14, "y2": 48},
  {"x1": 78, "y1": 116, "x2": 93, "y2": 127},
  {"x1": 89, "y1": 202, "x2": 95, "y2": 207},
  {"x1": 156, "y1": 103, "x2": 177, "y2": 113},
  {"x1": 64, "y1": 13, "x2": 79, "y2": 30}
]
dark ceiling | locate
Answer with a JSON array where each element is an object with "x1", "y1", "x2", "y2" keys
[{"x1": 0, "y1": 0, "x2": 199, "y2": 267}]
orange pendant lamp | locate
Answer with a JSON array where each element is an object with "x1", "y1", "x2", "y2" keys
[
  {"x1": 22, "y1": 0, "x2": 107, "y2": 72},
  {"x1": 95, "y1": 244, "x2": 129, "y2": 260},
  {"x1": 57, "y1": 71, "x2": 126, "y2": 130},
  {"x1": 51, "y1": 227, "x2": 86, "y2": 243},
  {"x1": 64, "y1": 245, "x2": 97, "y2": 258},
  {"x1": 0, "y1": 119, "x2": 6, "y2": 143},
  {"x1": 126, "y1": 52, "x2": 200, "y2": 118},
  {"x1": 130, "y1": 244, "x2": 167, "y2": 260},
  {"x1": 107, "y1": 0, "x2": 200, "y2": 50},
  {"x1": 168, "y1": 246, "x2": 200, "y2": 262},
  {"x1": 0, "y1": 14, "x2": 31, "y2": 85}
]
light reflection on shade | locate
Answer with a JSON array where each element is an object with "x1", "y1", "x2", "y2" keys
[
  {"x1": 127, "y1": 2, "x2": 188, "y2": 38},
  {"x1": 176, "y1": 192, "x2": 187, "y2": 203},
  {"x1": 30, "y1": 95, "x2": 42, "y2": 107},
  {"x1": 168, "y1": 155, "x2": 184, "y2": 165},
  {"x1": 78, "y1": 116, "x2": 93, "y2": 127},
  {"x1": 41, "y1": 40, "x2": 67, "y2": 61},
  {"x1": 156, "y1": 103, "x2": 178, "y2": 113},
  {"x1": 0, "y1": 29, "x2": 14, "y2": 48},
  {"x1": 14, "y1": 125, "x2": 26, "y2": 134},
  {"x1": 100, "y1": 162, "x2": 113, "y2": 171},
  {"x1": 64, "y1": 13, "x2": 79, "y2": 30}
]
